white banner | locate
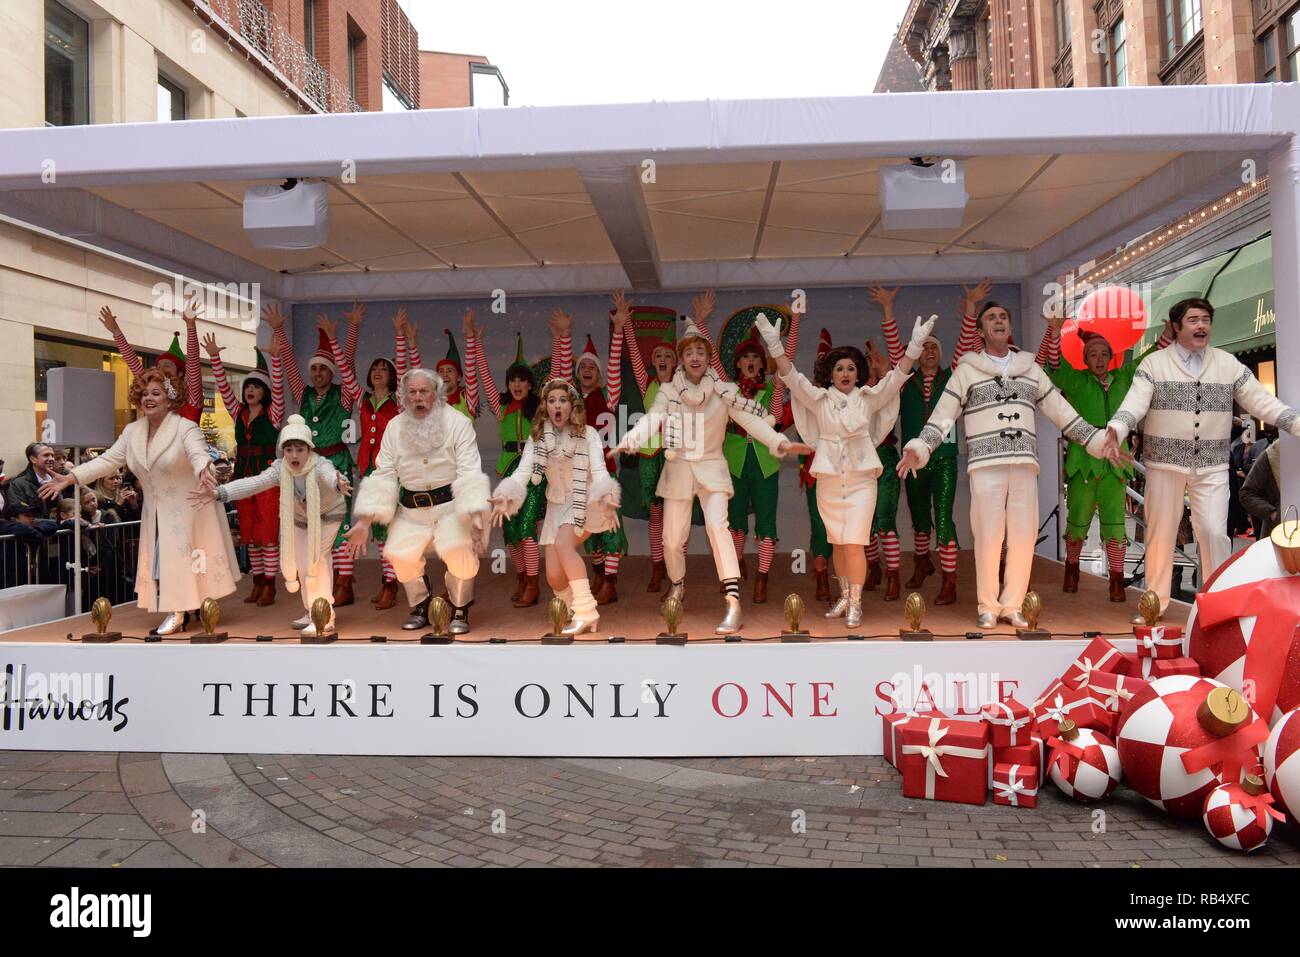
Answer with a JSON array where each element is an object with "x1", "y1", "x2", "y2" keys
[{"x1": 0, "y1": 639, "x2": 1127, "y2": 756}]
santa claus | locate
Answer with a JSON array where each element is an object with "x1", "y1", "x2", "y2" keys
[{"x1": 346, "y1": 367, "x2": 491, "y2": 634}]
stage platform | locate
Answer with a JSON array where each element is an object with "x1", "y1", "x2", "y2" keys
[{"x1": 3, "y1": 552, "x2": 1187, "y2": 645}]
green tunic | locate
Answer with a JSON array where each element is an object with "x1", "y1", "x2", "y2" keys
[
  {"x1": 300, "y1": 383, "x2": 353, "y2": 547},
  {"x1": 1047, "y1": 344, "x2": 1159, "y2": 483},
  {"x1": 496, "y1": 400, "x2": 546, "y2": 546}
]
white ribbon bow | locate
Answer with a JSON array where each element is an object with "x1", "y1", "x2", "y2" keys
[
  {"x1": 983, "y1": 701, "x2": 1031, "y2": 745},
  {"x1": 992, "y1": 764, "x2": 1037, "y2": 806},
  {"x1": 1070, "y1": 646, "x2": 1119, "y2": 689},
  {"x1": 900, "y1": 718, "x2": 987, "y2": 799}
]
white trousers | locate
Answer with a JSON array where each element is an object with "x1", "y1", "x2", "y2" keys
[
  {"x1": 290, "y1": 519, "x2": 341, "y2": 620},
  {"x1": 969, "y1": 465, "x2": 1038, "y2": 618},
  {"x1": 383, "y1": 502, "x2": 480, "y2": 606},
  {"x1": 662, "y1": 486, "x2": 739, "y2": 584},
  {"x1": 1142, "y1": 467, "x2": 1229, "y2": 614}
]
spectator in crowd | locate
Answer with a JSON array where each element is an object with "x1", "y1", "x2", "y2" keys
[
  {"x1": 1240, "y1": 440, "x2": 1282, "y2": 538},
  {"x1": 0, "y1": 501, "x2": 51, "y2": 586},
  {"x1": 6, "y1": 443, "x2": 64, "y2": 513},
  {"x1": 1228, "y1": 423, "x2": 1262, "y2": 537},
  {"x1": 51, "y1": 448, "x2": 71, "y2": 476},
  {"x1": 91, "y1": 471, "x2": 140, "y2": 524}
]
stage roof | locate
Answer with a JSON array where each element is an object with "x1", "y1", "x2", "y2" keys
[{"x1": 0, "y1": 84, "x2": 1296, "y2": 303}]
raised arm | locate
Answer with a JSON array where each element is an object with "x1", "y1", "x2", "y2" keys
[
  {"x1": 204, "y1": 333, "x2": 243, "y2": 419},
  {"x1": 267, "y1": 338, "x2": 286, "y2": 428},
  {"x1": 264, "y1": 305, "x2": 304, "y2": 404},
  {"x1": 689, "y1": 291, "x2": 729, "y2": 381},
  {"x1": 606, "y1": 317, "x2": 626, "y2": 410},
  {"x1": 182, "y1": 300, "x2": 202, "y2": 410},
  {"x1": 343, "y1": 302, "x2": 365, "y2": 366},
  {"x1": 868, "y1": 285, "x2": 904, "y2": 367},
  {"x1": 459, "y1": 310, "x2": 484, "y2": 417},
  {"x1": 469, "y1": 332, "x2": 501, "y2": 418},
  {"x1": 322, "y1": 317, "x2": 360, "y2": 410},
  {"x1": 97, "y1": 307, "x2": 144, "y2": 377},
  {"x1": 617, "y1": 292, "x2": 651, "y2": 395},
  {"x1": 770, "y1": 307, "x2": 801, "y2": 421},
  {"x1": 548, "y1": 308, "x2": 575, "y2": 382},
  {"x1": 952, "y1": 279, "x2": 992, "y2": 368}
]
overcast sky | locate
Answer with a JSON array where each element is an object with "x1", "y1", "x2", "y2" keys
[{"x1": 399, "y1": 0, "x2": 904, "y2": 106}]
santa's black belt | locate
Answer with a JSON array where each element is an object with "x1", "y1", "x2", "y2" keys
[{"x1": 400, "y1": 485, "x2": 453, "y2": 508}]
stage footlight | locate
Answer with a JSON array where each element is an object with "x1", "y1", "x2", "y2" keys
[
  {"x1": 541, "y1": 597, "x2": 573, "y2": 645},
  {"x1": 191, "y1": 598, "x2": 228, "y2": 644},
  {"x1": 1017, "y1": 592, "x2": 1050, "y2": 640},
  {"x1": 421, "y1": 597, "x2": 453, "y2": 645},
  {"x1": 899, "y1": 592, "x2": 932, "y2": 641},
  {"x1": 780, "y1": 594, "x2": 810, "y2": 643},
  {"x1": 82, "y1": 597, "x2": 121, "y2": 643},
  {"x1": 300, "y1": 598, "x2": 337, "y2": 644},
  {"x1": 656, "y1": 596, "x2": 687, "y2": 645}
]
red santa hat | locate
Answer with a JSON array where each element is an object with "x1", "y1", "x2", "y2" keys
[
  {"x1": 576, "y1": 335, "x2": 601, "y2": 373},
  {"x1": 733, "y1": 328, "x2": 767, "y2": 365},
  {"x1": 307, "y1": 328, "x2": 337, "y2": 377},
  {"x1": 816, "y1": 328, "x2": 832, "y2": 360}
]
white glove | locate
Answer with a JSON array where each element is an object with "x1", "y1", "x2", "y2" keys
[
  {"x1": 905, "y1": 314, "x2": 939, "y2": 361},
  {"x1": 753, "y1": 312, "x2": 783, "y2": 359}
]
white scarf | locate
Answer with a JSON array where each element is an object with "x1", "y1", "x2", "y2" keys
[
  {"x1": 531, "y1": 422, "x2": 589, "y2": 529},
  {"x1": 663, "y1": 368, "x2": 770, "y2": 456},
  {"x1": 279, "y1": 452, "x2": 322, "y2": 593}
]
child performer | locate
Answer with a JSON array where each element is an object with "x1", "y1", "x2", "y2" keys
[
  {"x1": 547, "y1": 307, "x2": 628, "y2": 605},
  {"x1": 489, "y1": 380, "x2": 622, "y2": 636},
  {"x1": 193, "y1": 415, "x2": 350, "y2": 637},
  {"x1": 464, "y1": 311, "x2": 545, "y2": 607},
  {"x1": 618, "y1": 291, "x2": 678, "y2": 594},
  {"x1": 616, "y1": 320, "x2": 812, "y2": 635},
  {"x1": 203, "y1": 331, "x2": 281, "y2": 606},
  {"x1": 757, "y1": 313, "x2": 935, "y2": 627}
]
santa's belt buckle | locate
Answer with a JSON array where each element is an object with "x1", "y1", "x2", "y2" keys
[{"x1": 409, "y1": 491, "x2": 434, "y2": 508}]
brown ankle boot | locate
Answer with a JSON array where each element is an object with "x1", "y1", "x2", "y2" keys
[
  {"x1": 752, "y1": 572, "x2": 768, "y2": 604},
  {"x1": 814, "y1": 567, "x2": 830, "y2": 601},
  {"x1": 332, "y1": 574, "x2": 354, "y2": 608},
  {"x1": 515, "y1": 574, "x2": 540, "y2": 607},
  {"x1": 589, "y1": 564, "x2": 605, "y2": 592},
  {"x1": 738, "y1": 557, "x2": 748, "y2": 581},
  {"x1": 935, "y1": 571, "x2": 957, "y2": 605},
  {"x1": 510, "y1": 572, "x2": 525, "y2": 603},
  {"x1": 904, "y1": 552, "x2": 935, "y2": 589},
  {"x1": 647, "y1": 560, "x2": 665, "y2": 592},
  {"x1": 884, "y1": 569, "x2": 901, "y2": 601},
  {"x1": 1062, "y1": 562, "x2": 1080, "y2": 593},
  {"x1": 865, "y1": 562, "x2": 882, "y2": 591},
  {"x1": 1108, "y1": 571, "x2": 1127, "y2": 602},
  {"x1": 244, "y1": 574, "x2": 263, "y2": 603},
  {"x1": 374, "y1": 579, "x2": 398, "y2": 610},
  {"x1": 594, "y1": 575, "x2": 618, "y2": 606},
  {"x1": 257, "y1": 576, "x2": 276, "y2": 607}
]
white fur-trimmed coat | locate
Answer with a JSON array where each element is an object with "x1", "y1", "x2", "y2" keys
[{"x1": 493, "y1": 425, "x2": 621, "y2": 533}]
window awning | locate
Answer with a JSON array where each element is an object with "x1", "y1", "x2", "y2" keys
[{"x1": 1140, "y1": 234, "x2": 1274, "y2": 354}]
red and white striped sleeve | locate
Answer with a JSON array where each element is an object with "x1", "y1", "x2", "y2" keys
[
  {"x1": 879, "y1": 308, "x2": 904, "y2": 368},
  {"x1": 395, "y1": 334, "x2": 408, "y2": 380},
  {"x1": 627, "y1": 327, "x2": 650, "y2": 395},
  {"x1": 952, "y1": 312, "x2": 982, "y2": 368},
  {"x1": 605, "y1": 328, "x2": 624, "y2": 409},
  {"x1": 1157, "y1": 331, "x2": 1172, "y2": 349},
  {"x1": 1035, "y1": 330, "x2": 1061, "y2": 369},
  {"x1": 111, "y1": 329, "x2": 145, "y2": 378},
  {"x1": 408, "y1": 337, "x2": 423, "y2": 371},
  {"x1": 551, "y1": 334, "x2": 573, "y2": 382},
  {"x1": 463, "y1": 339, "x2": 480, "y2": 417},
  {"x1": 328, "y1": 334, "x2": 360, "y2": 411},
  {"x1": 211, "y1": 355, "x2": 243, "y2": 419},
  {"x1": 771, "y1": 309, "x2": 802, "y2": 421},
  {"x1": 269, "y1": 352, "x2": 286, "y2": 427},
  {"x1": 185, "y1": 323, "x2": 203, "y2": 412},
  {"x1": 275, "y1": 328, "x2": 305, "y2": 404},
  {"x1": 344, "y1": 320, "x2": 359, "y2": 366},
  {"x1": 470, "y1": 335, "x2": 501, "y2": 418}
]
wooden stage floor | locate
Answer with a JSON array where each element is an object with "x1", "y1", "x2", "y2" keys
[{"x1": 3, "y1": 552, "x2": 1189, "y2": 644}]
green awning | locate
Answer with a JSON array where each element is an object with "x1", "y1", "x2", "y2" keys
[{"x1": 1138, "y1": 235, "x2": 1274, "y2": 354}]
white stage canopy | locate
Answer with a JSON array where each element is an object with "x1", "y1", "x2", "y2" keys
[{"x1": 1, "y1": 83, "x2": 1298, "y2": 508}]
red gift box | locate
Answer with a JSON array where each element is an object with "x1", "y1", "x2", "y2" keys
[
  {"x1": 1146, "y1": 656, "x2": 1200, "y2": 679},
  {"x1": 994, "y1": 742, "x2": 1042, "y2": 779},
  {"x1": 898, "y1": 716, "x2": 989, "y2": 806},
  {"x1": 981, "y1": 697, "x2": 1033, "y2": 749},
  {"x1": 1115, "y1": 651, "x2": 1142, "y2": 678},
  {"x1": 1086, "y1": 671, "x2": 1151, "y2": 714},
  {"x1": 1059, "y1": 636, "x2": 1126, "y2": 693},
  {"x1": 1134, "y1": 623, "x2": 1184, "y2": 660},
  {"x1": 992, "y1": 762, "x2": 1039, "y2": 808},
  {"x1": 882, "y1": 709, "x2": 945, "y2": 769},
  {"x1": 1032, "y1": 687, "x2": 1109, "y2": 740}
]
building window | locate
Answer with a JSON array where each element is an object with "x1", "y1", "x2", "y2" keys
[
  {"x1": 303, "y1": 0, "x2": 316, "y2": 58},
  {"x1": 1161, "y1": 0, "x2": 1202, "y2": 63},
  {"x1": 348, "y1": 34, "x2": 358, "y2": 103},
  {"x1": 157, "y1": 75, "x2": 187, "y2": 122},
  {"x1": 1287, "y1": 7, "x2": 1300, "y2": 80},
  {"x1": 469, "y1": 64, "x2": 509, "y2": 107},
  {"x1": 1053, "y1": 0, "x2": 1070, "y2": 56},
  {"x1": 1101, "y1": 19, "x2": 1127, "y2": 87},
  {"x1": 44, "y1": 0, "x2": 89, "y2": 127},
  {"x1": 1260, "y1": 28, "x2": 1278, "y2": 81}
]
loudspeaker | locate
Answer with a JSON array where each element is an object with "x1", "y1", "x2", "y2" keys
[
  {"x1": 243, "y1": 181, "x2": 330, "y2": 249},
  {"x1": 45, "y1": 367, "x2": 117, "y2": 448}
]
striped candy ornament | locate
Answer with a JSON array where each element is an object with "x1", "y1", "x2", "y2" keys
[
  {"x1": 1047, "y1": 726, "x2": 1121, "y2": 802},
  {"x1": 1201, "y1": 781, "x2": 1282, "y2": 852},
  {"x1": 1263, "y1": 707, "x2": 1300, "y2": 820}
]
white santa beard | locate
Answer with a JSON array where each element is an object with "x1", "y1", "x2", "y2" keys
[{"x1": 405, "y1": 407, "x2": 446, "y2": 454}]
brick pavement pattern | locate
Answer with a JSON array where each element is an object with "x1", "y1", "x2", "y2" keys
[{"x1": 2, "y1": 751, "x2": 1297, "y2": 867}]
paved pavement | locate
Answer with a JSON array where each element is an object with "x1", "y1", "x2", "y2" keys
[{"x1": 2, "y1": 750, "x2": 1297, "y2": 867}]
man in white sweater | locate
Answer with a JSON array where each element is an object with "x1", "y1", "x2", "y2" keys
[
  {"x1": 1092, "y1": 297, "x2": 1300, "y2": 621},
  {"x1": 348, "y1": 368, "x2": 492, "y2": 634},
  {"x1": 898, "y1": 301, "x2": 1100, "y2": 628}
]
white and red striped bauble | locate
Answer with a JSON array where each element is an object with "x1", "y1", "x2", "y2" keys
[
  {"x1": 1047, "y1": 728, "x2": 1121, "y2": 801},
  {"x1": 1185, "y1": 539, "x2": 1300, "y2": 725},
  {"x1": 1263, "y1": 707, "x2": 1300, "y2": 819},
  {"x1": 1202, "y1": 783, "x2": 1273, "y2": 852},
  {"x1": 1115, "y1": 675, "x2": 1264, "y2": 819}
]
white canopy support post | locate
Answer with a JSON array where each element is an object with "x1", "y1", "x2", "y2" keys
[{"x1": 1268, "y1": 133, "x2": 1300, "y2": 512}]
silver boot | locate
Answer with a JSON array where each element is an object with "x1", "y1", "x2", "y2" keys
[
  {"x1": 976, "y1": 612, "x2": 997, "y2": 629},
  {"x1": 291, "y1": 613, "x2": 312, "y2": 630},
  {"x1": 152, "y1": 612, "x2": 188, "y2": 636},
  {"x1": 715, "y1": 596, "x2": 743, "y2": 635},
  {"x1": 445, "y1": 572, "x2": 474, "y2": 636},
  {"x1": 825, "y1": 577, "x2": 850, "y2": 618},
  {"x1": 845, "y1": 583, "x2": 864, "y2": 628},
  {"x1": 999, "y1": 611, "x2": 1028, "y2": 629}
]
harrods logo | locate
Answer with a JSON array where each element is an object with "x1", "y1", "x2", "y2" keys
[{"x1": 0, "y1": 664, "x2": 130, "y2": 734}]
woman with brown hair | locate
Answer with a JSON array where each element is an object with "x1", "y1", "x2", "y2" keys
[
  {"x1": 489, "y1": 379, "x2": 621, "y2": 638},
  {"x1": 40, "y1": 364, "x2": 239, "y2": 635}
]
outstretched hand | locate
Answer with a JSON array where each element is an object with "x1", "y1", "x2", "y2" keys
[
  {"x1": 201, "y1": 333, "x2": 224, "y2": 358},
  {"x1": 345, "y1": 523, "x2": 370, "y2": 559},
  {"x1": 97, "y1": 305, "x2": 121, "y2": 336},
  {"x1": 897, "y1": 447, "x2": 923, "y2": 479},
  {"x1": 691, "y1": 289, "x2": 717, "y2": 324},
  {"x1": 778, "y1": 440, "x2": 815, "y2": 458},
  {"x1": 188, "y1": 486, "x2": 217, "y2": 509},
  {"x1": 867, "y1": 284, "x2": 899, "y2": 310},
  {"x1": 37, "y1": 472, "x2": 75, "y2": 500}
]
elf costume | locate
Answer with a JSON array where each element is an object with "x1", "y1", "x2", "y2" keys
[
  {"x1": 111, "y1": 327, "x2": 204, "y2": 424},
  {"x1": 551, "y1": 331, "x2": 627, "y2": 605},
  {"x1": 801, "y1": 328, "x2": 834, "y2": 602},
  {"x1": 466, "y1": 330, "x2": 546, "y2": 607},
  {"x1": 211, "y1": 347, "x2": 281, "y2": 606},
  {"x1": 1037, "y1": 327, "x2": 1166, "y2": 601},
  {"x1": 436, "y1": 329, "x2": 475, "y2": 420}
]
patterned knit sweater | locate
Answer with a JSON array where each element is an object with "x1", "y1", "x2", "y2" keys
[
  {"x1": 904, "y1": 349, "x2": 1097, "y2": 474},
  {"x1": 1089, "y1": 345, "x2": 1300, "y2": 475}
]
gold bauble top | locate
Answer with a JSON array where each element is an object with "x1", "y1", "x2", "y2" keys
[
  {"x1": 1057, "y1": 718, "x2": 1079, "y2": 741},
  {"x1": 1241, "y1": 772, "x2": 1267, "y2": 796},
  {"x1": 90, "y1": 597, "x2": 112, "y2": 635},
  {"x1": 784, "y1": 594, "x2": 805, "y2": 632},
  {"x1": 1271, "y1": 507, "x2": 1300, "y2": 574},
  {"x1": 1021, "y1": 591, "x2": 1042, "y2": 630},
  {"x1": 310, "y1": 597, "x2": 331, "y2": 634},
  {"x1": 662, "y1": 596, "x2": 683, "y2": 636},
  {"x1": 1197, "y1": 686, "x2": 1250, "y2": 737},
  {"x1": 199, "y1": 597, "x2": 220, "y2": 635},
  {"x1": 429, "y1": 596, "x2": 450, "y2": 636},
  {"x1": 904, "y1": 592, "x2": 924, "y2": 631},
  {"x1": 1137, "y1": 590, "x2": 1161, "y2": 626},
  {"x1": 547, "y1": 597, "x2": 567, "y2": 635}
]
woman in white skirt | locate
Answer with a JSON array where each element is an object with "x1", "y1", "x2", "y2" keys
[
  {"x1": 754, "y1": 312, "x2": 936, "y2": 627},
  {"x1": 489, "y1": 379, "x2": 621, "y2": 638}
]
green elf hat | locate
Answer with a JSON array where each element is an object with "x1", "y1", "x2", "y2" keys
[
  {"x1": 154, "y1": 331, "x2": 186, "y2": 376},
  {"x1": 242, "y1": 348, "x2": 272, "y2": 394},
  {"x1": 437, "y1": 329, "x2": 462, "y2": 377},
  {"x1": 514, "y1": 333, "x2": 526, "y2": 365}
]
